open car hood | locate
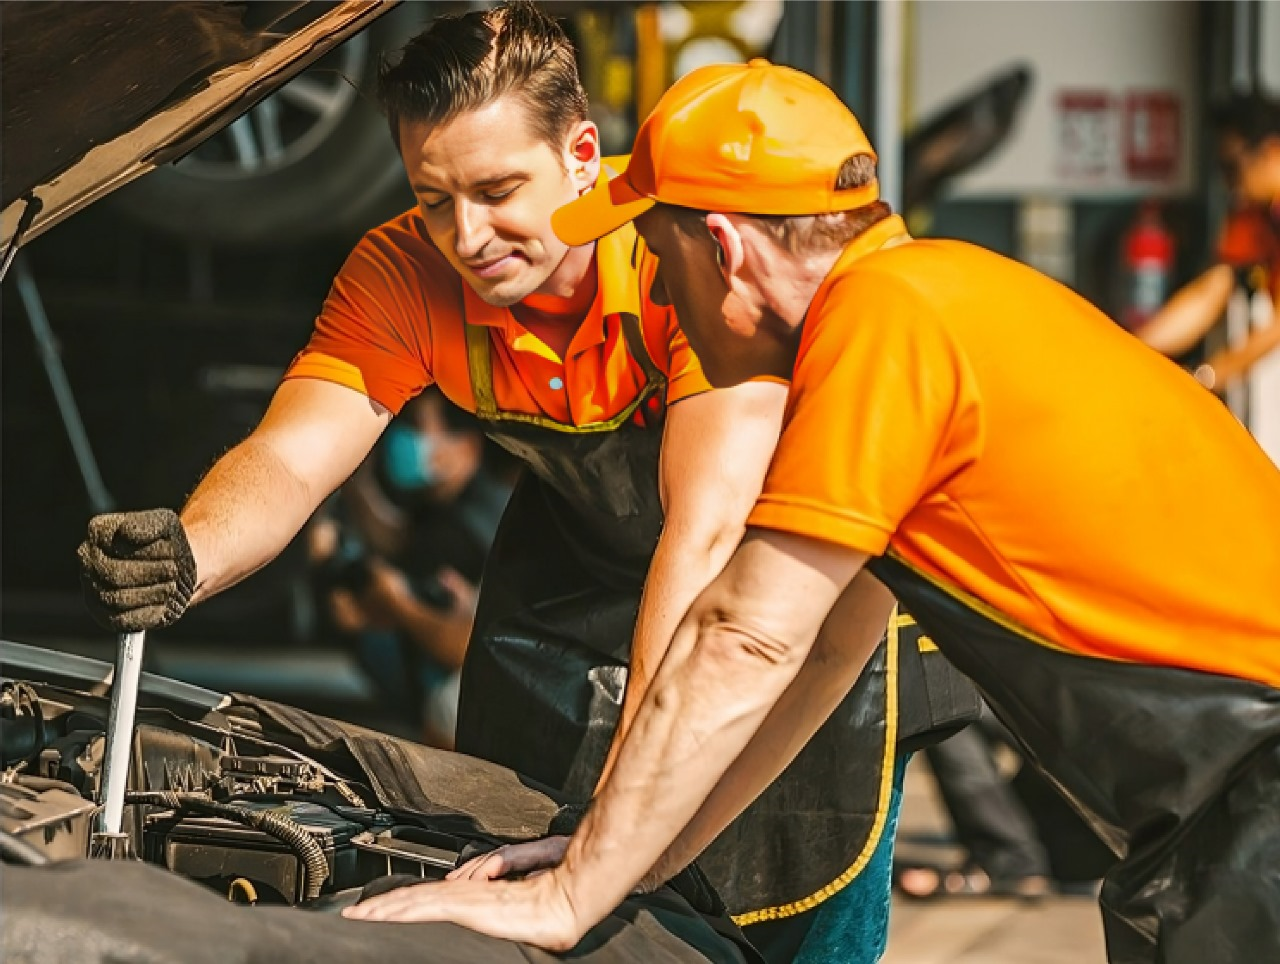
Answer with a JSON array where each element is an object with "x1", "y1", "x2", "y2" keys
[{"x1": 1, "y1": 0, "x2": 398, "y2": 250}]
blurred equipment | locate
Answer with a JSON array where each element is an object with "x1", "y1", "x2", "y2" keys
[
  {"x1": 903, "y1": 65, "x2": 1033, "y2": 215},
  {"x1": 1119, "y1": 201, "x2": 1177, "y2": 332},
  {"x1": 12, "y1": 255, "x2": 114, "y2": 515}
]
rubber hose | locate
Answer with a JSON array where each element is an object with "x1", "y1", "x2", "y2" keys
[
  {"x1": 127, "y1": 791, "x2": 329, "y2": 900},
  {"x1": 0, "y1": 828, "x2": 50, "y2": 866}
]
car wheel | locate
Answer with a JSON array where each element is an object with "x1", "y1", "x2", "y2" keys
[{"x1": 112, "y1": 5, "x2": 427, "y2": 245}]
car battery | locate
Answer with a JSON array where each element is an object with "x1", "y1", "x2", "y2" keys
[{"x1": 144, "y1": 800, "x2": 378, "y2": 904}]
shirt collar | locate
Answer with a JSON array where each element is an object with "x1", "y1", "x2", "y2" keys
[
  {"x1": 803, "y1": 215, "x2": 911, "y2": 329},
  {"x1": 830, "y1": 214, "x2": 911, "y2": 273}
]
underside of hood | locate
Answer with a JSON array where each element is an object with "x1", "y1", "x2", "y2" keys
[{"x1": 1, "y1": 0, "x2": 397, "y2": 250}]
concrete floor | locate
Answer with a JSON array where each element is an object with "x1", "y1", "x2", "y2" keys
[{"x1": 883, "y1": 759, "x2": 1107, "y2": 963}]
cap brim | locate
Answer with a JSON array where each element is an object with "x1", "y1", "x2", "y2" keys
[{"x1": 553, "y1": 174, "x2": 655, "y2": 248}]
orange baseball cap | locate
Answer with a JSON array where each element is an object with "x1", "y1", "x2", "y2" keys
[{"x1": 553, "y1": 59, "x2": 878, "y2": 247}]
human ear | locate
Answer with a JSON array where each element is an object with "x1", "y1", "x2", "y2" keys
[
  {"x1": 566, "y1": 121, "x2": 601, "y2": 192},
  {"x1": 705, "y1": 212, "x2": 744, "y2": 279}
]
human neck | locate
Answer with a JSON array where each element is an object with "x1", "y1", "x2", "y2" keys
[
  {"x1": 763, "y1": 248, "x2": 845, "y2": 330},
  {"x1": 514, "y1": 246, "x2": 599, "y2": 359},
  {"x1": 536, "y1": 242, "x2": 597, "y2": 300}
]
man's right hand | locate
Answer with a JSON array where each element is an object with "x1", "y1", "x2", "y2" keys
[{"x1": 77, "y1": 509, "x2": 198, "y2": 633}]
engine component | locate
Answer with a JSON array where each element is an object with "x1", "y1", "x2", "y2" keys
[
  {"x1": 0, "y1": 777, "x2": 95, "y2": 862},
  {"x1": 218, "y1": 753, "x2": 324, "y2": 795},
  {"x1": 0, "y1": 682, "x2": 47, "y2": 769},
  {"x1": 47, "y1": 730, "x2": 104, "y2": 798},
  {"x1": 135, "y1": 725, "x2": 222, "y2": 794},
  {"x1": 141, "y1": 797, "x2": 372, "y2": 903},
  {"x1": 349, "y1": 826, "x2": 462, "y2": 881}
]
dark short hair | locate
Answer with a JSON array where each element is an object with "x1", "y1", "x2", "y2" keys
[
  {"x1": 1209, "y1": 92, "x2": 1280, "y2": 149},
  {"x1": 376, "y1": 1, "x2": 588, "y2": 152}
]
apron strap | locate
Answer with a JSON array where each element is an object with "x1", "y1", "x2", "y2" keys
[
  {"x1": 462, "y1": 314, "x2": 666, "y2": 433},
  {"x1": 617, "y1": 312, "x2": 663, "y2": 385},
  {"x1": 464, "y1": 321, "x2": 500, "y2": 421}
]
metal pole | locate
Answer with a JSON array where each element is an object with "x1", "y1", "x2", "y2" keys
[
  {"x1": 94, "y1": 631, "x2": 147, "y2": 842},
  {"x1": 13, "y1": 255, "x2": 114, "y2": 515},
  {"x1": 1230, "y1": 0, "x2": 1255, "y2": 92},
  {"x1": 876, "y1": 0, "x2": 905, "y2": 213}
]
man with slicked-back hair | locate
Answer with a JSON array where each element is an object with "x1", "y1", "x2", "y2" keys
[{"x1": 78, "y1": 7, "x2": 976, "y2": 959}]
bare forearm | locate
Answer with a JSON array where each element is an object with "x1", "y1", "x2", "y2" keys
[
  {"x1": 1200, "y1": 316, "x2": 1280, "y2": 390},
  {"x1": 554, "y1": 532, "x2": 862, "y2": 926},
  {"x1": 181, "y1": 437, "x2": 323, "y2": 603},
  {"x1": 561, "y1": 612, "x2": 803, "y2": 923},
  {"x1": 600, "y1": 382, "x2": 788, "y2": 787},
  {"x1": 1137, "y1": 264, "x2": 1234, "y2": 356},
  {"x1": 597, "y1": 524, "x2": 741, "y2": 787},
  {"x1": 643, "y1": 572, "x2": 894, "y2": 885}
]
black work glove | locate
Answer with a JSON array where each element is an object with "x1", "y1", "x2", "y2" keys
[{"x1": 77, "y1": 509, "x2": 197, "y2": 632}]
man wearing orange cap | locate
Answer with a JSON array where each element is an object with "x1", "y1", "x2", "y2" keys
[
  {"x1": 348, "y1": 60, "x2": 1280, "y2": 964},
  {"x1": 79, "y1": 7, "x2": 979, "y2": 960}
]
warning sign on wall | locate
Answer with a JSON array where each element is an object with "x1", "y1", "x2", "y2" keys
[
  {"x1": 1057, "y1": 91, "x2": 1115, "y2": 181},
  {"x1": 1124, "y1": 92, "x2": 1181, "y2": 181},
  {"x1": 1056, "y1": 89, "x2": 1182, "y2": 186}
]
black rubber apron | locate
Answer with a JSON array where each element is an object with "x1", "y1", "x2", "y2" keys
[
  {"x1": 870, "y1": 552, "x2": 1280, "y2": 964},
  {"x1": 454, "y1": 313, "x2": 976, "y2": 921}
]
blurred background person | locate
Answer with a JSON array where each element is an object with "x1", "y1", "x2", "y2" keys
[
  {"x1": 893, "y1": 701, "x2": 1112, "y2": 902},
  {"x1": 895, "y1": 703, "x2": 1053, "y2": 900},
  {"x1": 308, "y1": 388, "x2": 511, "y2": 747},
  {"x1": 1135, "y1": 92, "x2": 1280, "y2": 391}
]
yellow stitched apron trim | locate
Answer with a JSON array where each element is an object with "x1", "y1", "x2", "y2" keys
[
  {"x1": 731, "y1": 611, "x2": 900, "y2": 925},
  {"x1": 884, "y1": 551, "x2": 1137, "y2": 664},
  {"x1": 892, "y1": 610, "x2": 940, "y2": 652}
]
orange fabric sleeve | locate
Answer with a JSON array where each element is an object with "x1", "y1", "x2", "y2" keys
[
  {"x1": 748, "y1": 272, "x2": 981, "y2": 555},
  {"x1": 661, "y1": 319, "x2": 713, "y2": 404},
  {"x1": 1216, "y1": 210, "x2": 1270, "y2": 267},
  {"x1": 285, "y1": 230, "x2": 432, "y2": 415}
]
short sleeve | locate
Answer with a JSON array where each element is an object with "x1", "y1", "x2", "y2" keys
[
  {"x1": 747, "y1": 273, "x2": 980, "y2": 555},
  {"x1": 661, "y1": 319, "x2": 713, "y2": 403},
  {"x1": 1216, "y1": 210, "x2": 1270, "y2": 268},
  {"x1": 284, "y1": 228, "x2": 432, "y2": 414}
]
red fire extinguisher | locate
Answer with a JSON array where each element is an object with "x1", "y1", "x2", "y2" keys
[{"x1": 1120, "y1": 200, "x2": 1176, "y2": 332}]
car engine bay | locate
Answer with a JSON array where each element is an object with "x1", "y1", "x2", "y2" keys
[{"x1": 0, "y1": 675, "x2": 481, "y2": 908}]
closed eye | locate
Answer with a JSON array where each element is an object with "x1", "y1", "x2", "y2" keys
[{"x1": 482, "y1": 184, "x2": 520, "y2": 203}]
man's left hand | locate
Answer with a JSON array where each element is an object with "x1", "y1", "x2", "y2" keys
[
  {"x1": 446, "y1": 835, "x2": 569, "y2": 882},
  {"x1": 341, "y1": 873, "x2": 586, "y2": 951}
]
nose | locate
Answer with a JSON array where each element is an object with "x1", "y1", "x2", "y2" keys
[
  {"x1": 649, "y1": 263, "x2": 672, "y2": 307},
  {"x1": 453, "y1": 199, "x2": 492, "y2": 262}
]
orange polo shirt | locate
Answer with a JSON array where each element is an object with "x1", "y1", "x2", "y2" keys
[
  {"x1": 284, "y1": 209, "x2": 708, "y2": 420},
  {"x1": 748, "y1": 215, "x2": 1280, "y2": 688}
]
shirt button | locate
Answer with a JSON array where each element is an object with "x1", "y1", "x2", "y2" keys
[{"x1": 549, "y1": 377, "x2": 564, "y2": 390}]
